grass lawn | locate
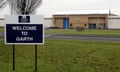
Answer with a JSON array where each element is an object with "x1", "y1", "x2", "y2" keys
[
  {"x1": 0, "y1": 27, "x2": 4, "y2": 32},
  {"x1": 45, "y1": 29, "x2": 120, "y2": 37},
  {"x1": 0, "y1": 39, "x2": 120, "y2": 72}
]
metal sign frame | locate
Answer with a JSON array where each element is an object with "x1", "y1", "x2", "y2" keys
[{"x1": 5, "y1": 15, "x2": 44, "y2": 45}]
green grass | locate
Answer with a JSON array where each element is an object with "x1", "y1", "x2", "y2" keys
[
  {"x1": 45, "y1": 29, "x2": 120, "y2": 37},
  {"x1": 0, "y1": 27, "x2": 4, "y2": 32},
  {"x1": 0, "y1": 39, "x2": 120, "y2": 72}
]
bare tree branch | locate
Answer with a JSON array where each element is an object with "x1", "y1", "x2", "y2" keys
[
  {"x1": 7, "y1": 0, "x2": 42, "y2": 15},
  {"x1": 0, "y1": 0, "x2": 6, "y2": 9}
]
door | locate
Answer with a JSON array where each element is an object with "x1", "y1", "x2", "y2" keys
[
  {"x1": 63, "y1": 18, "x2": 69, "y2": 29},
  {"x1": 103, "y1": 24, "x2": 106, "y2": 29},
  {"x1": 89, "y1": 24, "x2": 96, "y2": 29}
]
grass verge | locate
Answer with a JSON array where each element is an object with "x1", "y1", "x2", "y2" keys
[
  {"x1": 0, "y1": 27, "x2": 4, "y2": 32},
  {"x1": 0, "y1": 39, "x2": 120, "y2": 72},
  {"x1": 45, "y1": 29, "x2": 120, "y2": 37}
]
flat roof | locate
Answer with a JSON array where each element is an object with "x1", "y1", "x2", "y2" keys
[
  {"x1": 109, "y1": 16, "x2": 120, "y2": 19},
  {"x1": 54, "y1": 10, "x2": 109, "y2": 15}
]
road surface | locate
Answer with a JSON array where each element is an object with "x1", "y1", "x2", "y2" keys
[
  {"x1": 0, "y1": 32, "x2": 120, "y2": 42},
  {"x1": 0, "y1": 32, "x2": 4, "y2": 36}
]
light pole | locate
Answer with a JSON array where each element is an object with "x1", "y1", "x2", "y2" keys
[{"x1": 109, "y1": 0, "x2": 111, "y2": 15}]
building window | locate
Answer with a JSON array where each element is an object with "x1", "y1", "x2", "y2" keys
[
  {"x1": 70, "y1": 23, "x2": 72, "y2": 26},
  {"x1": 84, "y1": 24, "x2": 87, "y2": 27}
]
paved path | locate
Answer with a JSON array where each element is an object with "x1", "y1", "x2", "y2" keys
[{"x1": 0, "y1": 32, "x2": 4, "y2": 36}]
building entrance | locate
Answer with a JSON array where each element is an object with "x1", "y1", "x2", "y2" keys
[
  {"x1": 63, "y1": 18, "x2": 69, "y2": 29},
  {"x1": 89, "y1": 24, "x2": 96, "y2": 29}
]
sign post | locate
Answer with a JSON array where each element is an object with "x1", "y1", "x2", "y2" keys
[
  {"x1": 35, "y1": 45, "x2": 38, "y2": 72},
  {"x1": 5, "y1": 15, "x2": 44, "y2": 71},
  {"x1": 12, "y1": 44, "x2": 15, "y2": 71}
]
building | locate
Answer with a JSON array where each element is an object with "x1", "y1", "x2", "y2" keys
[
  {"x1": 53, "y1": 10, "x2": 110, "y2": 29},
  {"x1": 108, "y1": 16, "x2": 120, "y2": 29},
  {"x1": 44, "y1": 18, "x2": 54, "y2": 28}
]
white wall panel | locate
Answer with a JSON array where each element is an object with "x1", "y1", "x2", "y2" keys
[{"x1": 108, "y1": 16, "x2": 120, "y2": 29}]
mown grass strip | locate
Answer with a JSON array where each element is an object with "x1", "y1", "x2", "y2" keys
[
  {"x1": 45, "y1": 29, "x2": 120, "y2": 37},
  {"x1": 0, "y1": 39, "x2": 120, "y2": 72}
]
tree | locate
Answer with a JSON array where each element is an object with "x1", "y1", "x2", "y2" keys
[
  {"x1": 7, "y1": 0, "x2": 42, "y2": 15},
  {"x1": 0, "y1": 0, "x2": 6, "y2": 9}
]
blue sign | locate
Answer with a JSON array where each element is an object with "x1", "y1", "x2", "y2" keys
[
  {"x1": 18, "y1": 16, "x2": 30, "y2": 23},
  {"x1": 5, "y1": 24, "x2": 44, "y2": 44}
]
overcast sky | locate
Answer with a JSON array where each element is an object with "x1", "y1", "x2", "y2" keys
[{"x1": 0, "y1": 0, "x2": 120, "y2": 18}]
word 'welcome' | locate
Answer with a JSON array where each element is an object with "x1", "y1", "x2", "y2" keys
[{"x1": 12, "y1": 26, "x2": 37, "y2": 31}]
